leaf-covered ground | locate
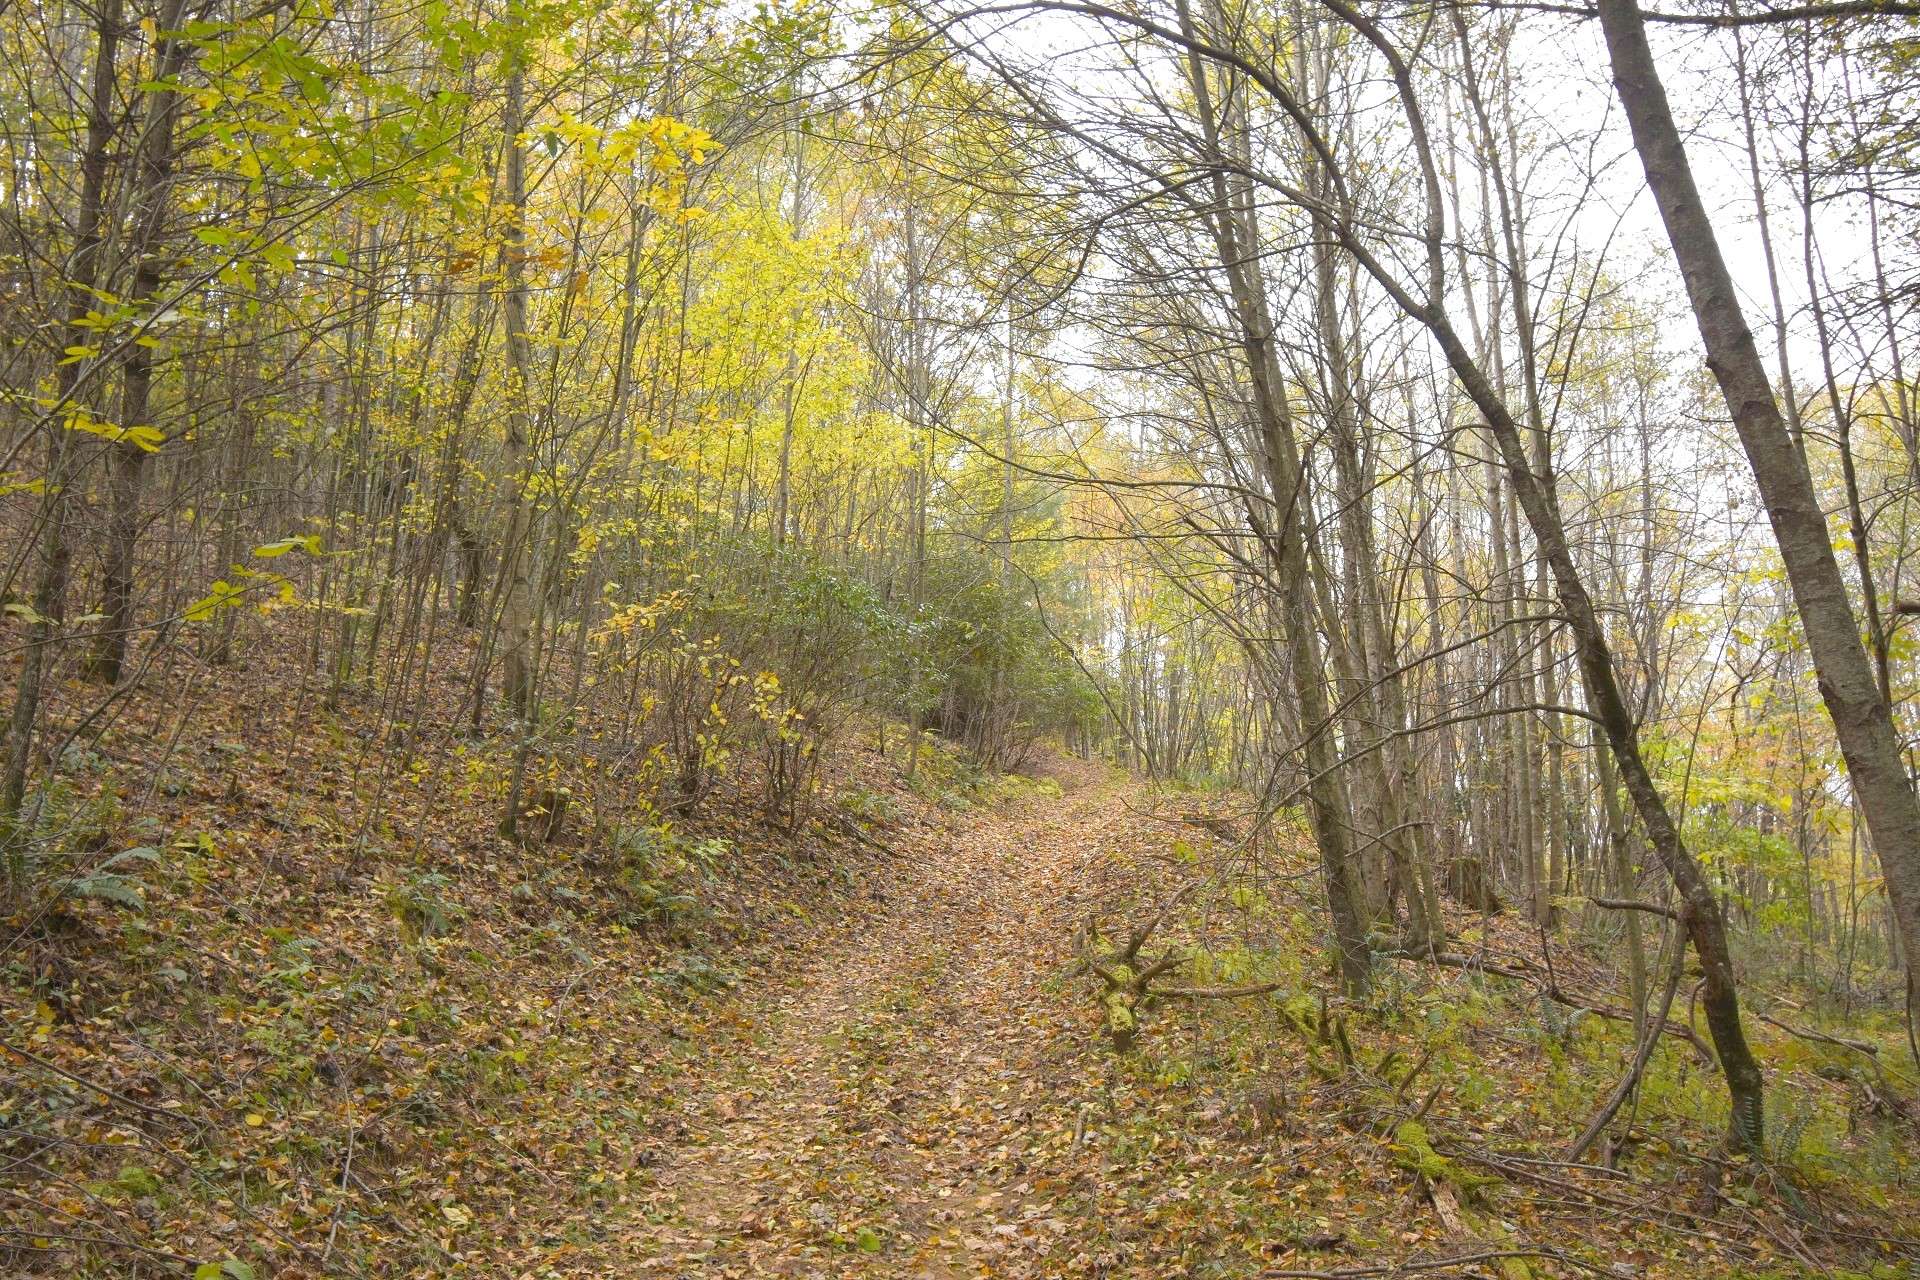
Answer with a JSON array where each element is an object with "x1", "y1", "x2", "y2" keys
[{"x1": 5, "y1": 637, "x2": 1919, "y2": 1278}]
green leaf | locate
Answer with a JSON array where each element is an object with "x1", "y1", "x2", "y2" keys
[
  {"x1": 183, "y1": 579, "x2": 243, "y2": 621},
  {"x1": 252, "y1": 534, "x2": 321, "y2": 558}
]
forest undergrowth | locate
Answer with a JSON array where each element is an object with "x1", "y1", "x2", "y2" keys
[{"x1": 3, "y1": 633, "x2": 1916, "y2": 1280}]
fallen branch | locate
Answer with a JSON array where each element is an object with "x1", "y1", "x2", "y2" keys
[
  {"x1": 1, "y1": 1040, "x2": 197, "y2": 1132},
  {"x1": 0, "y1": 1228, "x2": 201, "y2": 1268},
  {"x1": 1178, "y1": 811, "x2": 1243, "y2": 841},
  {"x1": 1123, "y1": 882, "x2": 1200, "y2": 960},
  {"x1": 827, "y1": 810, "x2": 896, "y2": 855},
  {"x1": 1263, "y1": 1243, "x2": 1601, "y2": 1277},
  {"x1": 1568, "y1": 922, "x2": 1687, "y2": 1162},
  {"x1": 1752, "y1": 1009, "x2": 1919, "y2": 1109},
  {"x1": 1753, "y1": 1009, "x2": 1883, "y2": 1062},
  {"x1": 1377, "y1": 949, "x2": 1715, "y2": 1065},
  {"x1": 1589, "y1": 896, "x2": 1681, "y2": 920},
  {"x1": 1158, "y1": 980, "x2": 1288, "y2": 999},
  {"x1": 1073, "y1": 887, "x2": 1286, "y2": 1049}
]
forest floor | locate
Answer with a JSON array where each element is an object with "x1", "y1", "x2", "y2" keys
[{"x1": 5, "y1": 634, "x2": 1920, "y2": 1279}]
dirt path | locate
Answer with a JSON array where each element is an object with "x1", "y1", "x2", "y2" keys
[{"x1": 626, "y1": 759, "x2": 1123, "y2": 1278}]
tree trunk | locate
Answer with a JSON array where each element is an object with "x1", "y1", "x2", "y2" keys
[
  {"x1": 1596, "y1": 0, "x2": 1920, "y2": 1056},
  {"x1": 89, "y1": 0, "x2": 194, "y2": 686},
  {"x1": 494, "y1": 56, "x2": 538, "y2": 839},
  {"x1": 1180, "y1": 0, "x2": 1371, "y2": 992},
  {"x1": 496, "y1": 60, "x2": 537, "y2": 723}
]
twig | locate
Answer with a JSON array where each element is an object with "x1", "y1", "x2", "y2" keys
[
  {"x1": 321, "y1": 1122, "x2": 358, "y2": 1265},
  {"x1": 1376, "y1": 949, "x2": 1714, "y2": 1063},
  {"x1": 828, "y1": 810, "x2": 896, "y2": 855},
  {"x1": 1158, "y1": 980, "x2": 1288, "y2": 999},
  {"x1": 0, "y1": 1228, "x2": 200, "y2": 1267},
  {"x1": 1, "y1": 1040, "x2": 194, "y2": 1130},
  {"x1": 1392, "y1": 1047, "x2": 1434, "y2": 1104},
  {"x1": 1753, "y1": 1009, "x2": 1902, "y2": 1075},
  {"x1": 1124, "y1": 881, "x2": 1200, "y2": 959}
]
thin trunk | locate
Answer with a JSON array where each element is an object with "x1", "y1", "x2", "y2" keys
[
  {"x1": 1185, "y1": 0, "x2": 1371, "y2": 991},
  {"x1": 89, "y1": 0, "x2": 193, "y2": 685},
  {"x1": 495, "y1": 56, "x2": 537, "y2": 838},
  {"x1": 3, "y1": 0, "x2": 122, "y2": 866},
  {"x1": 497, "y1": 61, "x2": 537, "y2": 722}
]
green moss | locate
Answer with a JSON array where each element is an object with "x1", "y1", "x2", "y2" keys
[{"x1": 1390, "y1": 1120, "x2": 1502, "y2": 1203}]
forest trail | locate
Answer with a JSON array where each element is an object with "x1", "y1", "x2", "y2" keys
[{"x1": 627, "y1": 757, "x2": 1120, "y2": 1277}]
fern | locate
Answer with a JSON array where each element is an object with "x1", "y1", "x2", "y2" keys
[
  {"x1": 386, "y1": 870, "x2": 459, "y2": 941},
  {"x1": 1770, "y1": 1105, "x2": 1815, "y2": 1165},
  {"x1": 54, "y1": 845, "x2": 158, "y2": 911}
]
